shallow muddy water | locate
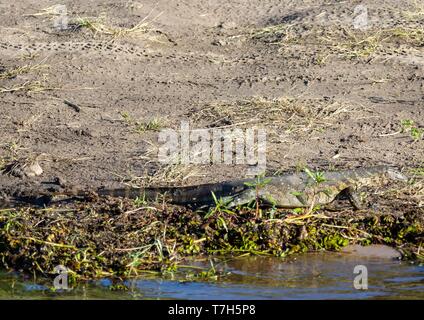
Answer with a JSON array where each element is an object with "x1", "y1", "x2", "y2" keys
[{"x1": 0, "y1": 252, "x2": 423, "y2": 300}]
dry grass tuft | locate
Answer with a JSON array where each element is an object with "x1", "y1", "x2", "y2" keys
[
  {"x1": 250, "y1": 23, "x2": 298, "y2": 44},
  {"x1": 190, "y1": 96, "x2": 353, "y2": 135},
  {"x1": 73, "y1": 7, "x2": 164, "y2": 39},
  {"x1": 0, "y1": 63, "x2": 48, "y2": 80},
  {"x1": 319, "y1": 27, "x2": 424, "y2": 59},
  {"x1": 251, "y1": 21, "x2": 424, "y2": 61},
  {"x1": 310, "y1": 26, "x2": 424, "y2": 61},
  {"x1": 123, "y1": 162, "x2": 204, "y2": 188},
  {"x1": 321, "y1": 28, "x2": 383, "y2": 59},
  {"x1": 135, "y1": 117, "x2": 167, "y2": 133},
  {"x1": 0, "y1": 60, "x2": 52, "y2": 95},
  {"x1": 24, "y1": 5, "x2": 163, "y2": 40},
  {"x1": 0, "y1": 80, "x2": 52, "y2": 94},
  {"x1": 119, "y1": 113, "x2": 169, "y2": 133},
  {"x1": 402, "y1": 0, "x2": 424, "y2": 21},
  {"x1": 74, "y1": 17, "x2": 150, "y2": 38},
  {"x1": 387, "y1": 27, "x2": 424, "y2": 47},
  {"x1": 23, "y1": 5, "x2": 64, "y2": 18}
]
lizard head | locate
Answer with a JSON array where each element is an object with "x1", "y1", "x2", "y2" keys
[{"x1": 386, "y1": 167, "x2": 408, "y2": 182}]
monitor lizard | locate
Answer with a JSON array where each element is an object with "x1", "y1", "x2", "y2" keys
[{"x1": 39, "y1": 165, "x2": 406, "y2": 209}]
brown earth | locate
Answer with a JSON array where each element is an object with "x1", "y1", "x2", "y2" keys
[{"x1": 0, "y1": 0, "x2": 423, "y2": 197}]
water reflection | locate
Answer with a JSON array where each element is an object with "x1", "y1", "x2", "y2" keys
[{"x1": 0, "y1": 251, "x2": 423, "y2": 299}]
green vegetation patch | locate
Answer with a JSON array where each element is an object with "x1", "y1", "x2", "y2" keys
[{"x1": 0, "y1": 194, "x2": 422, "y2": 282}]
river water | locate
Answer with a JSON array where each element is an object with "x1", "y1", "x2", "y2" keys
[{"x1": 1, "y1": 251, "x2": 423, "y2": 300}]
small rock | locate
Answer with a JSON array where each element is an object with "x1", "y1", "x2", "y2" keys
[
  {"x1": 23, "y1": 161, "x2": 43, "y2": 177},
  {"x1": 219, "y1": 21, "x2": 237, "y2": 29},
  {"x1": 75, "y1": 128, "x2": 92, "y2": 137},
  {"x1": 3, "y1": 159, "x2": 43, "y2": 178},
  {"x1": 212, "y1": 39, "x2": 227, "y2": 46}
]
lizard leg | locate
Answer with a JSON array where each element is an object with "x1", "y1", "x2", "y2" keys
[
  {"x1": 346, "y1": 186, "x2": 362, "y2": 210},
  {"x1": 227, "y1": 189, "x2": 256, "y2": 208}
]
